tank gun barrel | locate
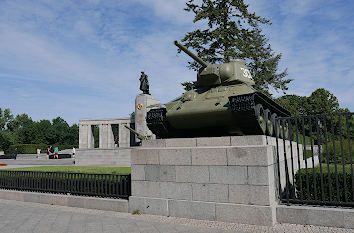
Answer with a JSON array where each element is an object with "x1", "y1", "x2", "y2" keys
[
  {"x1": 174, "y1": 40, "x2": 209, "y2": 68},
  {"x1": 124, "y1": 125, "x2": 151, "y2": 141}
]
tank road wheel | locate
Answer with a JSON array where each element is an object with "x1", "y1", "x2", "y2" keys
[
  {"x1": 279, "y1": 125, "x2": 284, "y2": 138},
  {"x1": 278, "y1": 119, "x2": 289, "y2": 139},
  {"x1": 283, "y1": 120, "x2": 290, "y2": 140},
  {"x1": 271, "y1": 113, "x2": 280, "y2": 138},
  {"x1": 264, "y1": 109, "x2": 273, "y2": 136},
  {"x1": 255, "y1": 104, "x2": 266, "y2": 134}
]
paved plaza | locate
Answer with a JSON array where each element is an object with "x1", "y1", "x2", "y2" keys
[{"x1": 0, "y1": 199, "x2": 351, "y2": 233}]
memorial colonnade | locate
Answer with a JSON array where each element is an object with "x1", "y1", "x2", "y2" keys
[{"x1": 79, "y1": 118, "x2": 131, "y2": 149}]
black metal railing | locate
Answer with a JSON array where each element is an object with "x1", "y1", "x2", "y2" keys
[
  {"x1": 275, "y1": 112, "x2": 353, "y2": 207},
  {"x1": 0, "y1": 171, "x2": 131, "y2": 199}
]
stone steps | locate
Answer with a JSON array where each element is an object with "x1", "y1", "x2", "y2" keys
[{"x1": 75, "y1": 148, "x2": 131, "y2": 166}]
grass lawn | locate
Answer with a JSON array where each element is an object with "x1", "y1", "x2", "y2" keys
[{"x1": 6, "y1": 166, "x2": 131, "y2": 174}]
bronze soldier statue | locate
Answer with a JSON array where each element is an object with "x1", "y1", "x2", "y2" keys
[{"x1": 139, "y1": 71, "x2": 150, "y2": 95}]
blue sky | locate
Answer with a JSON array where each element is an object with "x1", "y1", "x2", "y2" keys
[{"x1": 0, "y1": 0, "x2": 353, "y2": 125}]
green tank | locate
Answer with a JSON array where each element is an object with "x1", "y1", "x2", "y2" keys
[{"x1": 146, "y1": 40, "x2": 290, "y2": 138}]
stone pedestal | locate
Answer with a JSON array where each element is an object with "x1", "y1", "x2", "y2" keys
[
  {"x1": 134, "y1": 94, "x2": 160, "y2": 142},
  {"x1": 129, "y1": 135, "x2": 279, "y2": 226},
  {"x1": 128, "y1": 135, "x2": 304, "y2": 226}
]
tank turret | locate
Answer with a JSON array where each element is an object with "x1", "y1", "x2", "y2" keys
[{"x1": 174, "y1": 41, "x2": 255, "y2": 88}]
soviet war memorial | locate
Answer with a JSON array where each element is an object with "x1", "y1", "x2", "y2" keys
[{"x1": 0, "y1": 1, "x2": 353, "y2": 233}]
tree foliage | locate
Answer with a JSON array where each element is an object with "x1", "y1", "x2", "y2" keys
[
  {"x1": 276, "y1": 88, "x2": 340, "y2": 116},
  {"x1": 0, "y1": 107, "x2": 78, "y2": 152},
  {"x1": 180, "y1": 0, "x2": 291, "y2": 93},
  {"x1": 307, "y1": 88, "x2": 339, "y2": 115}
]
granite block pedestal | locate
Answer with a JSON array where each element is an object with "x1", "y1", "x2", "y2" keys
[{"x1": 129, "y1": 135, "x2": 298, "y2": 226}]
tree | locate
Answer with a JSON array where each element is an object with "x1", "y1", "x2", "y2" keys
[
  {"x1": 0, "y1": 106, "x2": 79, "y2": 151},
  {"x1": 7, "y1": 114, "x2": 36, "y2": 144},
  {"x1": 0, "y1": 108, "x2": 13, "y2": 130},
  {"x1": 34, "y1": 120, "x2": 54, "y2": 145},
  {"x1": 180, "y1": 0, "x2": 291, "y2": 93},
  {"x1": 277, "y1": 88, "x2": 341, "y2": 116},
  {"x1": 51, "y1": 117, "x2": 70, "y2": 144},
  {"x1": 0, "y1": 131, "x2": 13, "y2": 152},
  {"x1": 276, "y1": 95, "x2": 309, "y2": 116},
  {"x1": 307, "y1": 88, "x2": 339, "y2": 115}
]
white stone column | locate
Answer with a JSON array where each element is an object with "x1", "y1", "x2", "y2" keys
[
  {"x1": 87, "y1": 125, "x2": 94, "y2": 149},
  {"x1": 99, "y1": 124, "x2": 109, "y2": 148},
  {"x1": 135, "y1": 94, "x2": 160, "y2": 142},
  {"x1": 107, "y1": 124, "x2": 114, "y2": 148},
  {"x1": 79, "y1": 124, "x2": 88, "y2": 149},
  {"x1": 118, "y1": 123, "x2": 130, "y2": 148}
]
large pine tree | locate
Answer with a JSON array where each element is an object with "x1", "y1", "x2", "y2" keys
[{"x1": 180, "y1": 0, "x2": 291, "y2": 93}]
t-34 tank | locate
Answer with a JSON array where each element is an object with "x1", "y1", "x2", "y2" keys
[{"x1": 146, "y1": 40, "x2": 290, "y2": 138}]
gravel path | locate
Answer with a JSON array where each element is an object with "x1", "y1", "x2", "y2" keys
[{"x1": 0, "y1": 199, "x2": 352, "y2": 233}]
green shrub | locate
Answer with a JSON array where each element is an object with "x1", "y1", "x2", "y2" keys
[
  {"x1": 132, "y1": 209, "x2": 141, "y2": 215},
  {"x1": 7, "y1": 144, "x2": 47, "y2": 154},
  {"x1": 321, "y1": 139, "x2": 354, "y2": 164},
  {"x1": 295, "y1": 164, "x2": 354, "y2": 202}
]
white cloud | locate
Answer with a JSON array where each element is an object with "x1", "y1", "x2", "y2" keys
[{"x1": 134, "y1": 0, "x2": 194, "y2": 24}]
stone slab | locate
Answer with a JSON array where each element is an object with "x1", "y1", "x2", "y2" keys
[
  {"x1": 144, "y1": 165, "x2": 176, "y2": 182},
  {"x1": 165, "y1": 138, "x2": 197, "y2": 147},
  {"x1": 228, "y1": 184, "x2": 274, "y2": 206},
  {"x1": 131, "y1": 165, "x2": 145, "y2": 181},
  {"x1": 128, "y1": 196, "x2": 168, "y2": 216},
  {"x1": 168, "y1": 199, "x2": 216, "y2": 221},
  {"x1": 131, "y1": 148, "x2": 159, "y2": 165},
  {"x1": 196, "y1": 137, "x2": 231, "y2": 147},
  {"x1": 226, "y1": 146, "x2": 274, "y2": 166},
  {"x1": 192, "y1": 183, "x2": 228, "y2": 203},
  {"x1": 141, "y1": 139, "x2": 166, "y2": 148},
  {"x1": 159, "y1": 148, "x2": 192, "y2": 165},
  {"x1": 209, "y1": 166, "x2": 247, "y2": 185},
  {"x1": 276, "y1": 205, "x2": 354, "y2": 229},
  {"x1": 247, "y1": 165, "x2": 275, "y2": 186},
  {"x1": 131, "y1": 181, "x2": 160, "y2": 197},
  {"x1": 191, "y1": 148, "x2": 227, "y2": 165},
  {"x1": 231, "y1": 135, "x2": 269, "y2": 146},
  {"x1": 216, "y1": 203, "x2": 276, "y2": 226},
  {"x1": 160, "y1": 182, "x2": 192, "y2": 200}
]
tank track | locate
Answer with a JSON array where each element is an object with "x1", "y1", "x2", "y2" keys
[
  {"x1": 147, "y1": 92, "x2": 290, "y2": 138},
  {"x1": 228, "y1": 92, "x2": 290, "y2": 135}
]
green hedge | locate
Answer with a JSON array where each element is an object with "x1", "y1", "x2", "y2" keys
[
  {"x1": 7, "y1": 144, "x2": 47, "y2": 154},
  {"x1": 321, "y1": 139, "x2": 354, "y2": 164},
  {"x1": 295, "y1": 164, "x2": 354, "y2": 202},
  {"x1": 6, "y1": 144, "x2": 77, "y2": 154}
]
